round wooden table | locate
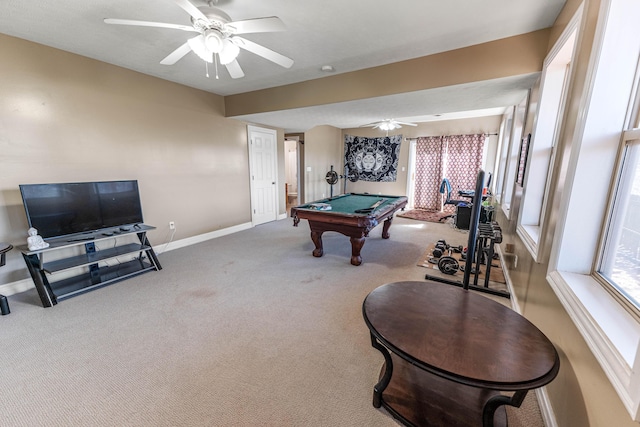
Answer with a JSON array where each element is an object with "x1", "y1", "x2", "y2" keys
[
  {"x1": 362, "y1": 280, "x2": 559, "y2": 427},
  {"x1": 0, "y1": 242, "x2": 11, "y2": 265},
  {"x1": 0, "y1": 243, "x2": 13, "y2": 315}
]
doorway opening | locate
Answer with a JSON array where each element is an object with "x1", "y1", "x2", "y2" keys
[{"x1": 285, "y1": 133, "x2": 304, "y2": 213}]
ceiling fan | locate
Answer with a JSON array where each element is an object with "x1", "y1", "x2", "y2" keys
[
  {"x1": 104, "y1": 0, "x2": 294, "y2": 79},
  {"x1": 360, "y1": 119, "x2": 418, "y2": 132}
]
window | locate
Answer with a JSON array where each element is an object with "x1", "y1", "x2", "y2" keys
[
  {"x1": 500, "y1": 94, "x2": 528, "y2": 218},
  {"x1": 517, "y1": 8, "x2": 580, "y2": 261},
  {"x1": 493, "y1": 112, "x2": 511, "y2": 201},
  {"x1": 547, "y1": 0, "x2": 640, "y2": 419},
  {"x1": 599, "y1": 133, "x2": 640, "y2": 311}
]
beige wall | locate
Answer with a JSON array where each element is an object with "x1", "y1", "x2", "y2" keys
[
  {"x1": 300, "y1": 125, "x2": 343, "y2": 202},
  {"x1": 225, "y1": 30, "x2": 550, "y2": 117},
  {"x1": 495, "y1": 0, "x2": 638, "y2": 425},
  {"x1": 0, "y1": 34, "x2": 258, "y2": 285}
]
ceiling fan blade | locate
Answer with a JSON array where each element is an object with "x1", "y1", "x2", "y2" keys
[
  {"x1": 232, "y1": 36, "x2": 293, "y2": 68},
  {"x1": 226, "y1": 17, "x2": 286, "y2": 34},
  {"x1": 103, "y1": 18, "x2": 197, "y2": 32},
  {"x1": 160, "y1": 41, "x2": 192, "y2": 65},
  {"x1": 394, "y1": 121, "x2": 418, "y2": 126},
  {"x1": 225, "y1": 60, "x2": 245, "y2": 79},
  {"x1": 173, "y1": 0, "x2": 210, "y2": 23},
  {"x1": 359, "y1": 123, "x2": 380, "y2": 128}
]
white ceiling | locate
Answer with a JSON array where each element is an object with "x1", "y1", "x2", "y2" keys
[{"x1": 0, "y1": 0, "x2": 565, "y2": 132}]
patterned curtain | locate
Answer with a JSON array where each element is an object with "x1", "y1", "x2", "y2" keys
[
  {"x1": 414, "y1": 136, "x2": 444, "y2": 210},
  {"x1": 441, "y1": 133, "x2": 486, "y2": 212},
  {"x1": 413, "y1": 133, "x2": 486, "y2": 212}
]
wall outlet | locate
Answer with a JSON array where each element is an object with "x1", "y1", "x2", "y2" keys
[{"x1": 169, "y1": 221, "x2": 175, "y2": 230}]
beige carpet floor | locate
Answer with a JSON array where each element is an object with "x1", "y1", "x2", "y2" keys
[{"x1": 1, "y1": 217, "x2": 543, "y2": 426}]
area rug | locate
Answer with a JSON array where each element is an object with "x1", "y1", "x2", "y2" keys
[{"x1": 397, "y1": 209, "x2": 449, "y2": 223}]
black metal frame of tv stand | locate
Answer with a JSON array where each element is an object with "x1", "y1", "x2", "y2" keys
[{"x1": 19, "y1": 224, "x2": 162, "y2": 307}]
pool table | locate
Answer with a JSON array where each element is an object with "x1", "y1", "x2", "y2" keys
[{"x1": 291, "y1": 193, "x2": 408, "y2": 266}]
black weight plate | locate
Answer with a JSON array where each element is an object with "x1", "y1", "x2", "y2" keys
[
  {"x1": 438, "y1": 256, "x2": 459, "y2": 275},
  {"x1": 325, "y1": 170, "x2": 339, "y2": 185}
]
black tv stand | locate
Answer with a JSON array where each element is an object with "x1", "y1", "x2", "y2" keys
[
  {"x1": 68, "y1": 236, "x2": 96, "y2": 242},
  {"x1": 19, "y1": 224, "x2": 162, "y2": 307}
]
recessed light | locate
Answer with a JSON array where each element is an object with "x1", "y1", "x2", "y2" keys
[{"x1": 321, "y1": 65, "x2": 335, "y2": 72}]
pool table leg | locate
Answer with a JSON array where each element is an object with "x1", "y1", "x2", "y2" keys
[
  {"x1": 311, "y1": 231, "x2": 324, "y2": 257},
  {"x1": 382, "y1": 217, "x2": 394, "y2": 239},
  {"x1": 350, "y1": 236, "x2": 365, "y2": 266}
]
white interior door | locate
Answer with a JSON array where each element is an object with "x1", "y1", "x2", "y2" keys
[{"x1": 248, "y1": 125, "x2": 278, "y2": 225}]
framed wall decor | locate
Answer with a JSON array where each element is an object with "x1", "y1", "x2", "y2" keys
[{"x1": 516, "y1": 133, "x2": 531, "y2": 186}]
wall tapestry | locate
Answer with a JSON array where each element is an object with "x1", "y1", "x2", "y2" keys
[{"x1": 344, "y1": 135, "x2": 401, "y2": 182}]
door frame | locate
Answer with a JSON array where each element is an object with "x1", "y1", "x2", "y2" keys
[{"x1": 285, "y1": 133, "x2": 305, "y2": 204}]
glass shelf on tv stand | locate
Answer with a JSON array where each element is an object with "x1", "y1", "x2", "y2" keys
[
  {"x1": 22, "y1": 224, "x2": 156, "y2": 254},
  {"x1": 18, "y1": 224, "x2": 161, "y2": 307}
]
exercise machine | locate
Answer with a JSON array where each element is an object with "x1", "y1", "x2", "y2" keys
[
  {"x1": 325, "y1": 165, "x2": 359, "y2": 197},
  {"x1": 425, "y1": 170, "x2": 509, "y2": 299}
]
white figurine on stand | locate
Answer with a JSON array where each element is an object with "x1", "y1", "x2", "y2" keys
[{"x1": 27, "y1": 228, "x2": 49, "y2": 251}]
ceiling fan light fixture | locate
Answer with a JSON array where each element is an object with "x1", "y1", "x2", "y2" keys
[
  {"x1": 219, "y1": 39, "x2": 240, "y2": 65},
  {"x1": 378, "y1": 121, "x2": 399, "y2": 131},
  {"x1": 204, "y1": 29, "x2": 224, "y2": 53},
  {"x1": 187, "y1": 36, "x2": 213, "y2": 63}
]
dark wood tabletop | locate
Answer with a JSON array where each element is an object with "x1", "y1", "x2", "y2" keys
[{"x1": 363, "y1": 280, "x2": 560, "y2": 426}]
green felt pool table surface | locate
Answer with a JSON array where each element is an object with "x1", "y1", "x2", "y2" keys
[
  {"x1": 295, "y1": 193, "x2": 402, "y2": 214},
  {"x1": 291, "y1": 193, "x2": 408, "y2": 266}
]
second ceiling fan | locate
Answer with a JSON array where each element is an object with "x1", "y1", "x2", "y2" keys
[
  {"x1": 361, "y1": 119, "x2": 418, "y2": 132},
  {"x1": 104, "y1": 0, "x2": 294, "y2": 79}
]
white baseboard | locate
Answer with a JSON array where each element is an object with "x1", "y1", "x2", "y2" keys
[
  {"x1": 495, "y1": 244, "x2": 521, "y2": 313},
  {"x1": 496, "y1": 245, "x2": 557, "y2": 426},
  {"x1": 154, "y1": 221, "x2": 253, "y2": 254},
  {"x1": 0, "y1": 278, "x2": 37, "y2": 297},
  {"x1": 0, "y1": 221, "x2": 254, "y2": 296},
  {"x1": 536, "y1": 387, "x2": 558, "y2": 427}
]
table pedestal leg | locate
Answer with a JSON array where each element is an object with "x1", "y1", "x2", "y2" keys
[
  {"x1": 381, "y1": 218, "x2": 393, "y2": 239},
  {"x1": 483, "y1": 389, "x2": 528, "y2": 427},
  {"x1": 370, "y1": 333, "x2": 393, "y2": 408},
  {"x1": 311, "y1": 231, "x2": 324, "y2": 257},
  {"x1": 350, "y1": 236, "x2": 365, "y2": 266}
]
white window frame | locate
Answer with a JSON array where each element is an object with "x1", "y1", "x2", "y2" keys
[
  {"x1": 500, "y1": 94, "x2": 529, "y2": 219},
  {"x1": 547, "y1": 0, "x2": 640, "y2": 420},
  {"x1": 517, "y1": 6, "x2": 581, "y2": 263},
  {"x1": 598, "y1": 132, "x2": 640, "y2": 310},
  {"x1": 492, "y1": 115, "x2": 508, "y2": 200}
]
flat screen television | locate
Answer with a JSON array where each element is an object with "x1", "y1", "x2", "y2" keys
[{"x1": 19, "y1": 180, "x2": 144, "y2": 239}]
